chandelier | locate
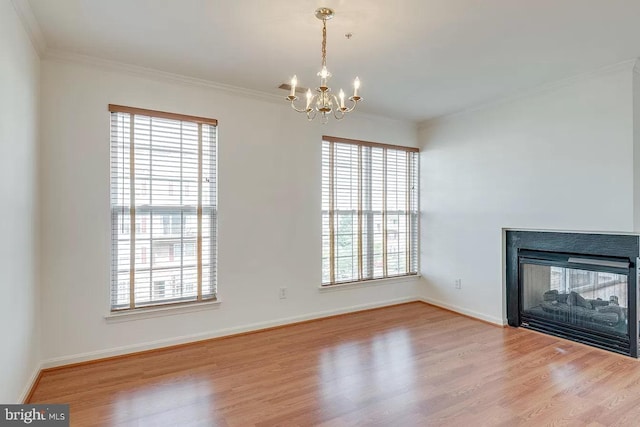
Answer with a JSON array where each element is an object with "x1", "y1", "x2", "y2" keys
[{"x1": 286, "y1": 7, "x2": 362, "y2": 123}]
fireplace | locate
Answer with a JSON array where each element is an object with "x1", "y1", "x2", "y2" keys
[{"x1": 505, "y1": 231, "x2": 639, "y2": 357}]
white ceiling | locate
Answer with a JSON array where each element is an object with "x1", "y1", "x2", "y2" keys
[{"x1": 26, "y1": 0, "x2": 640, "y2": 122}]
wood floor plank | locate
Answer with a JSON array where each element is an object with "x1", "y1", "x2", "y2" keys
[{"x1": 29, "y1": 302, "x2": 640, "y2": 426}]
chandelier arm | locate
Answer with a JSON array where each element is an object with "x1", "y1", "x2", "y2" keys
[
  {"x1": 341, "y1": 97, "x2": 360, "y2": 113},
  {"x1": 330, "y1": 94, "x2": 356, "y2": 115},
  {"x1": 290, "y1": 97, "x2": 312, "y2": 113}
]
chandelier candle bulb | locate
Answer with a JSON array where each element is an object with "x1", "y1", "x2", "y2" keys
[
  {"x1": 339, "y1": 89, "x2": 345, "y2": 109},
  {"x1": 290, "y1": 75, "x2": 297, "y2": 97},
  {"x1": 353, "y1": 77, "x2": 360, "y2": 97},
  {"x1": 306, "y1": 89, "x2": 312, "y2": 110}
]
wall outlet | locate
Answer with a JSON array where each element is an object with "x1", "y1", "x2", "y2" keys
[
  {"x1": 455, "y1": 279, "x2": 462, "y2": 289},
  {"x1": 279, "y1": 287, "x2": 287, "y2": 299}
]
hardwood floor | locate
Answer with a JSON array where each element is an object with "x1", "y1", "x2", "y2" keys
[{"x1": 29, "y1": 302, "x2": 640, "y2": 426}]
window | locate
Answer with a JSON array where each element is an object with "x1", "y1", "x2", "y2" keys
[
  {"x1": 110, "y1": 105, "x2": 217, "y2": 311},
  {"x1": 322, "y1": 136, "x2": 418, "y2": 286}
]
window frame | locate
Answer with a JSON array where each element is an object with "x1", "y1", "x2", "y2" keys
[
  {"x1": 109, "y1": 104, "x2": 218, "y2": 312},
  {"x1": 321, "y1": 135, "x2": 419, "y2": 287}
]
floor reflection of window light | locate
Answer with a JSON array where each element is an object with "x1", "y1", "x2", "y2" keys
[
  {"x1": 113, "y1": 378, "x2": 214, "y2": 425},
  {"x1": 318, "y1": 329, "x2": 416, "y2": 409}
]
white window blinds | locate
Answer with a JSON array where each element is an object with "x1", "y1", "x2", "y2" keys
[
  {"x1": 109, "y1": 105, "x2": 217, "y2": 311},
  {"x1": 322, "y1": 136, "x2": 419, "y2": 285}
]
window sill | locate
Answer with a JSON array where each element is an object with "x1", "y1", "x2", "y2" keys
[
  {"x1": 105, "y1": 299, "x2": 222, "y2": 323},
  {"x1": 318, "y1": 274, "x2": 420, "y2": 292}
]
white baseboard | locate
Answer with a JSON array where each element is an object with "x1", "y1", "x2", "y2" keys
[
  {"x1": 419, "y1": 296, "x2": 506, "y2": 326},
  {"x1": 18, "y1": 364, "x2": 41, "y2": 403},
  {"x1": 41, "y1": 296, "x2": 418, "y2": 369}
]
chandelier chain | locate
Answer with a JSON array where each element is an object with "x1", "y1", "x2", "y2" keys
[{"x1": 321, "y1": 19, "x2": 327, "y2": 68}]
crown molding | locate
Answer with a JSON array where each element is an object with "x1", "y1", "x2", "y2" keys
[
  {"x1": 42, "y1": 48, "x2": 414, "y2": 125},
  {"x1": 10, "y1": 0, "x2": 46, "y2": 55},
  {"x1": 419, "y1": 57, "x2": 640, "y2": 130},
  {"x1": 44, "y1": 49, "x2": 285, "y2": 104},
  {"x1": 12, "y1": 2, "x2": 401, "y2": 122}
]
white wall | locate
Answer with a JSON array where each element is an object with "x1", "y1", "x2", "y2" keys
[
  {"x1": 0, "y1": 1, "x2": 41, "y2": 402},
  {"x1": 633, "y1": 66, "x2": 640, "y2": 230},
  {"x1": 39, "y1": 58, "x2": 420, "y2": 365},
  {"x1": 418, "y1": 63, "x2": 635, "y2": 325}
]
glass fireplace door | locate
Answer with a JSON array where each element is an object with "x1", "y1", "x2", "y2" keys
[{"x1": 520, "y1": 257, "x2": 629, "y2": 337}]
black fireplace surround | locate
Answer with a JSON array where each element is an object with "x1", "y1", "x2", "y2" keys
[{"x1": 506, "y1": 230, "x2": 639, "y2": 357}]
